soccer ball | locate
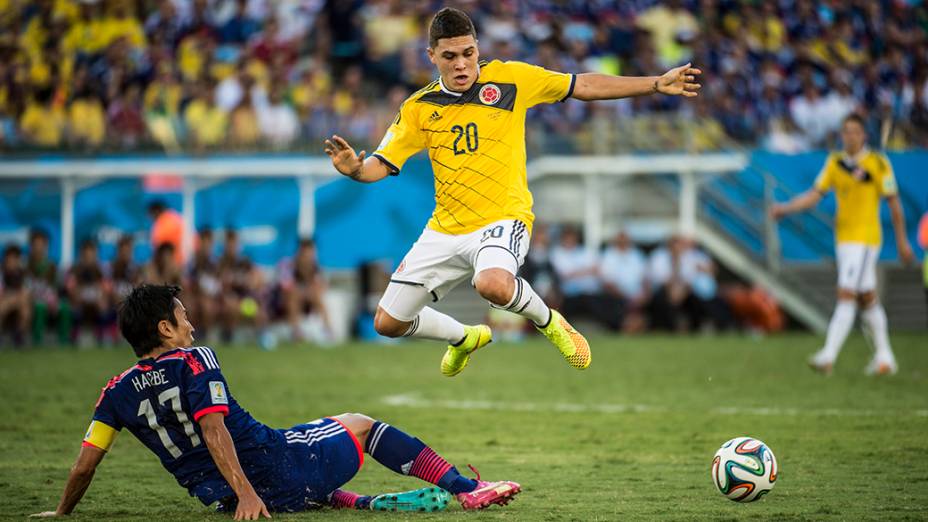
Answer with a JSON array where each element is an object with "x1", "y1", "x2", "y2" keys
[{"x1": 711, "y1": 437, "x2": 778, "y2": 502}]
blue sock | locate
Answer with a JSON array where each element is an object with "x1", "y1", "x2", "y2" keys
[{"x1": 366, "y1": 421, "x2": 478, "y2": 494}]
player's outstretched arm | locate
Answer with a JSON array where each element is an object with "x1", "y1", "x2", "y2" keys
[
  {"x1": 887, "y1": 195, "x2": 915, "y2": 265},
  {"x1": 571, "y1": 63, "x2": 702, "y2": 101},
  {"x1": 324, "y1": 135, "x2": 391, "y2": 183},
  {"x1": 31, "y1": 445, "x2": 106, "y2": 517},
  {"x1": 769, "y1": 189, "x2": 823, "y2": 221},
  {"x1": 199, "y1": 413, "x2": 271, "y2": 520}
]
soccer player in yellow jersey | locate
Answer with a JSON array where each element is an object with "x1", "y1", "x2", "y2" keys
[
  {"x1": 772, "y1": 114, "x2": 915, "y2": 376},
  {"x1": 324, "y1": 8, "x2": 702, "y2": 376}
]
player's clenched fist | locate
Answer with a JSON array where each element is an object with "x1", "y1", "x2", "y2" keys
[{"x1": 324, "y1": 135, "x2": 365, "y2": 179}]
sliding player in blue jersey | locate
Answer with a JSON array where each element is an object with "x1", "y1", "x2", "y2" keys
[{"x1": 33, "y1": 285, "x2": 519, "y2": 519}]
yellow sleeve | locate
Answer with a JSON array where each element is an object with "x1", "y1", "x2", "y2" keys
[
  {"x1": 83, "y1": 420, "x2": 118, "y2": 452},
  {"x1": 373, "y1": 100, "x2": 425, "y2": 174},
  {"x1": 814, "y1": 155, "x2": 836, "y2": 193},
  {"x1": 507, "y1": 61, "x2": 575, "y2": 108},
  {"x1": 876, "y1": 154, "x2": 898, "y2": 197}
]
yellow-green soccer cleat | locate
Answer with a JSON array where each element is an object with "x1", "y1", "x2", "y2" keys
[
  {"x1": 537, "y1": 309, "x2": 591, "y2": 369},
  {"x1": 440, "y1": 325, "x2": 492, "y2": 377}
]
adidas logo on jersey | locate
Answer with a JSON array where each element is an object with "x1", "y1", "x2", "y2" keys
[
  {"x1": 401, "y1": 460, "x2": 414, "y2": 475},
  {"x1": 429, "y1": 111, "x2": 442, "y2": 122}
]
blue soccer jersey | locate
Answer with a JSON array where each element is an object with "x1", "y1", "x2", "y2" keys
[{"x1": 83, "y1": 347, "x2": 287, "y2": 505}]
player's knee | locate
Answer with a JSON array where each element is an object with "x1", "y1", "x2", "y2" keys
[
  {"x1": 334, "y1": 413, "x2": 375, "y2": 447},
  {"x1": 858, "y1": 291, "x2": 877, "y2": 307},
  {"x1": 374, "y1": 308, "x2": 410, "y2": 338},
  {"x1": 837, "y1": 288, "x2": 857, "y2": 301},
  {"x1": 474, "y1": 269, "x2": 515, "y2": 306}
]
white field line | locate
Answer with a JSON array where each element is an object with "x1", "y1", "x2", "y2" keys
[{"x1": 381, "y1": 394, "x2": 928, "y2": 418}]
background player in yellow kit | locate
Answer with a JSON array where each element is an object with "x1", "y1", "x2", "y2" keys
[
  {"x1": 324, "y1": 7, "x2": 702, "y2": 376},
  {"x1": 772, "y1": 114, "x2": 915, "y2": 375}
]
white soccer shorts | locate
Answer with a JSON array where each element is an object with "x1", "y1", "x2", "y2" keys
[
  {"x1": 836, "y1": 242, "x2": 881, "y2": 293},
  {"x1": 378, "y1": 219, "x2": 530, "y2": 321}
]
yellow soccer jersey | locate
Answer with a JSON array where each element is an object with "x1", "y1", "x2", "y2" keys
[
  {"x1": 373, "y1": 60, "x2": 575, "y2": 235},
  {"x1": 814, "y1": 149, "x2": 898, "y2": 246}
]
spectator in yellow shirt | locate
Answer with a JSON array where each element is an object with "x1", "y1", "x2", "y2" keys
[
  {"x1": 184, "y1": 83, "x2": 227, "y2": 150},
  {"x1": 19, "y1": 88, "x2": 65, "y2": 148},
  {"x1": 67, "y1": 90, "x2": 105, "y2": 148},
  {"x1": 228, "y1": 91, "x2": 260, "y2": 149}
]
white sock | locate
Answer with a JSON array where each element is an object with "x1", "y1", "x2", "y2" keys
[
  {"x1": 821, "y1": 300, "x2": 857, "y2": 362},
  {"x1": 402, "y1": 306, "x2": 466, "y2": 344},
  {"x1": 860, "y1": 303, "x2": 895, "y2": 364},
  {"x1": 490, "y1": 277, "x2": 552, "y2": 326}
]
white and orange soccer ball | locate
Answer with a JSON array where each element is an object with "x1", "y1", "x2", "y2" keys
[{"x1": 711, "y1": 437, "x2": 778, "y2": 502}]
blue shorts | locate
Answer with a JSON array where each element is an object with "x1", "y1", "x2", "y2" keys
[{"x1": 263, "y1": 417, "x2": 364, "y2": 511}]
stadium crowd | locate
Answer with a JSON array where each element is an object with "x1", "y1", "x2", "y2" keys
[
  {"x1": 1, "y1": 216, "x2": 784, "y2": 348},
  {"x1": 0, "y1": 0, "x2": 927, "y2": 155},
  {"x1": 0, "y1": 224, "x2": 333, "y2": 348}
]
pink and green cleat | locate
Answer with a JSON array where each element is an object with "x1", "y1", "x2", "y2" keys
[{"x1": 455, "y1": 465, "x2": 521, "y2": 510}]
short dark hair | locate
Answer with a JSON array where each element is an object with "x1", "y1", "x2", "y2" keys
[
  {"x1": 3, "y1": 243, "x2": 22, "y2": 259},
  {"x1": 118, "y1": 284, "x2": 181, "y2": 357},
  {"x1": 148, "y1": 200, "x2": 167, "y2": 214},
  {"x1": 843, "y1": 113, "x2": 866, "y2": 129},
  {"x1": 29, "y1": 228, "x2": 49, "y2": 243},
  {"x1": 429, "y1": 7, "x2": 476, "y2": 48},
  {"x1": 155, "y1": 242, "x2": 175, "y2": 258},
  {"x1": 298, "y1": 237, "x2": 315, "y2": 249}
]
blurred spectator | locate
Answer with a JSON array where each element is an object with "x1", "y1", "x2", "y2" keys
[
  {"x1": 184, "y1": 81, "x2": 228, "y2": 150},
  {"x1": 65, "y1": 239, "x2": 110, "y2": 346},
  {"x1": 599, "y1": 231, "x2": 649, "y2": 333},
  {"x1": 219, "y1": 0, "x2": 261, "y2": 45},
  {"x1": 790, "y1": 83, "x2": 832, "y2": 147},
  {"x1": 108, "y1": 234, "x2": 140, "y2": 305},
  {"x1": 228, "y1": 90, "x2": 261, "y2": 149},
  {"x1": 648, "y1": 236, "x2": 733, "y2": 332},
  {"x1": 107, "y1": 83, "x2": 147, "y2": 148},
  {"x1": 550, "y1": 226, "x2": 621, "y2": 331},
  {"x1": 67, "y1": 89, "x2": 106, "y2": 149},
  {"x1": 26, "y1": 229, "x2": 65, "y2": 345},
  {"x1": 647, "y1": 235, "x2": 697, "y2": 332},
  {"x1": 188, "y1": 228, "x2": 222, "y2": 342},
  {"x1": 275, "y1": 238, "x2": 332, "y2": 342},
  {"x1": 19, "y1": 87, "x2": 65, "y2": 148},
  {"x1": 143, "y1": 242, "x2": 183, "y2": 286},
  {"x1": 520, "y1": 223, "x2": 561, "y2": 308},
  {"x1": 1, "y1": 244, "x2": 31, "y2": 346},
  {"x1": 679, "y1": 238, "x2": 733, "y2": 331},
  {"x1": 218, "y1": 229, "x2": 271, "y2": 347},
  {"x1": 257, "y1": 84, "x2": 299, "y2": 149},
  {"x1": 148, "y1": 200, "x2": 184, "y2": 265},
  {"x1": 636, "y1": 0, "x2": 698, "y2": 67}
]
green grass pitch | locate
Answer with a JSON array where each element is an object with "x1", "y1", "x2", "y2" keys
[{"x1": 2, "y1": 333, "x2": 927, "y2": 521}]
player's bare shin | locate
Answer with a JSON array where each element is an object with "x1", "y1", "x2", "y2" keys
[{"x1": 199, "y1": 412, "x2": 270, "y2": 520}]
